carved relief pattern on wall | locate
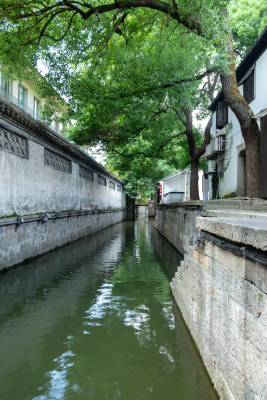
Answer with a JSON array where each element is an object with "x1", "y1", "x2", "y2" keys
[
  {"x1": 98, "y1": 175, "x2": 106, "y2": 186},
  {"x1": 44, "y1": 148, "x2": 71, "y2": 173},
  {"x1": 109, "y1": 181, "x2": 115, "y2": 190},
  {"x1": 80, "y1": 166, "x2": 94, "y2": 181},
  {"x1": 0, "y1": 98, "x2": 123, "y2": 186},
  {"x1": 0, "y1": 128, "x2": 28, "y2": 158}
]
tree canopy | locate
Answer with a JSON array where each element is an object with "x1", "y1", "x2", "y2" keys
[
  {"x1": 63, "y1": 19, "x2": 218, "y2": 198},
  {"x1": 0, "y1": 0, "x2": 266, "y2": 197},
  {"x1": 104, "y1": 130, "x2": 205, "y2": 199}
]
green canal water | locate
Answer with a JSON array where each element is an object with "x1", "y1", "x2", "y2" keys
[{"x1": 0, "y1": 219, "x2": 217, "y2": 400}]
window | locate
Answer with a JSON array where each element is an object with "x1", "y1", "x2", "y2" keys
[
  {"x1": 1, "y1": 76, "x2": 10, "y2": 93},
  {"x1": 18, "y1": 85, "x2": 27, "y2": 109},
  {"x1": 0, "y1": 76, "x2": 11, "y2": 101},
  {"x1": 243, "y1": 70, "x2": 255, "y2": 104},
  {"x1": 34, "y1": 97, "x2": 40, "y2": 119},
  {"x1": 216, "y1": 100, "x2": 228, "y2": 129}
]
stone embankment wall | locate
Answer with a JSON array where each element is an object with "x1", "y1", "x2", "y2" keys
[
  {"x1": 0, "y1": 96, "x2": 127, "y2": 269},
  {"x1": 155, "y1": 199, "x2": 267, "y2": 400},
  {"x1": 135, "y1": 205, "x2": 148, "y2": 218},
  {"x1": 0, "y1": 210, "x2": 126, "y2": 269},
  {"x1": 148, "y1": 200, "x2": 156, "y2": 217},
  {"x1": 154, "y1": 202, "x2": 203, "y2": 254}
]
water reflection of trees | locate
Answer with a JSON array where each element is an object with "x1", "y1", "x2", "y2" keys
[
  {"x1": 0, "y1": 222, "x2": 126, "y2": 399},
  {"x1": 0, "y1": 219, "x2": 216, "y2": 400}
]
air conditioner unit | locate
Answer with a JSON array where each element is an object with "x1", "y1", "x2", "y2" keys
[
  {"x1": 206, "y1": 160, "x2": 217, "y2": 175},
  {"x1": 211, "y1": 136, "x2": 224, "y2": 154},
  {"x1": 205, "y1": 143, "x2": 212, "y2": 158}
]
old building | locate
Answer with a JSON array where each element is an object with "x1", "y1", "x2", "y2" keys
[
  {"x1": 0, "y1": 70, "x2": 67, "y2": 134},
  {"x1": 205, "y1": 27, "x2": 267, "y2": 199},
  {"x1": 158, "y1": 169, "x2": 208, "y2": 203}
]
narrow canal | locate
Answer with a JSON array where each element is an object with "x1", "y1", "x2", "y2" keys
[{"x1": 0, "y1": 219, "x2": 217, "y2": 400}]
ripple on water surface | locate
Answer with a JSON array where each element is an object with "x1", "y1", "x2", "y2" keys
[{"x1": 0, "y1": 219, "x2": 217, "y2": 400}]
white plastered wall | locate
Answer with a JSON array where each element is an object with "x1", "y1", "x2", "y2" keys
[
  {"x1": 209, "y1": 50, "x2": 267, "y2": 198},
  {"x1": 160, "y1": 170, "x2": 206, "y2": 201},
  {"x1": 0, "y1": 139, "x2": 126, "y2": 216}
]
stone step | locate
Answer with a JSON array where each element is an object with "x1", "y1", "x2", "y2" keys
[
  {"x1": 202, "y1": 198, "x2": 267, "y2": 211},
  {"x1": 203, "y1": 209, "x2": 267, "y2": 220},
  {"x1": 159, "y1": 198, "x2": 267, "y2": 211}
]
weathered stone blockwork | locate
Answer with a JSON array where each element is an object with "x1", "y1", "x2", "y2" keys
[
  {"x1": 154, "y1": 203, "x2": 202, "y2": 254},
  {"x1": 155, "y1": 200, "x2": 267, "y2": 399},
  {"x1": 148, "y1": 201, "x2": 156, "y2": 217},
  {"x1": 171, "y1": 240, "x2": 267, "y2": 400},
  {"x1": 0, "y1": 210, "x2": 126, "y2": 269}
]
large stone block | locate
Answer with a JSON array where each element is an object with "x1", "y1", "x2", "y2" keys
[
  {"x1": 196, "y1": 216, "x2": 267, "y2": 251},
  {"x1": 245, "y1": 258, "x2": 267, "y2": 294},
  {"x1": 204, "y1": 241, "x2": 246, "y2": 278}
]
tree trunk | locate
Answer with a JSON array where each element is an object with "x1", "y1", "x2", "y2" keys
[
  {"x1": 220, "y1": 20, "x2": 261, "y2": 198},
  {"x1": 190, "y1": 157, "x2": 200, "y2": 200},
  {"x1": 241, "y1": 122, "x2": 261, "y2": 197},
  {"x1": 221, "y1": 74, "x2": 261, "y2": 197},
  {"x1": 181, "y1": 105, "x2": 210, "y2": 201}
]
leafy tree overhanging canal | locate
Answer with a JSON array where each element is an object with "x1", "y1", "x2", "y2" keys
[{"x1": 0, "y1": 0, "x2": 266, "y2": 199}]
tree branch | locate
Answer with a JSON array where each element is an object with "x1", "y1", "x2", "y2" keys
[
  {"x1": 195, "y1": 114, "x2": 212, "y2": 157},
  {"x1": 173, "y1": 107, "x2": 186, "y2": 126},
  {"x1": 113, "y1": 12, "x2": 128, "y2": 43},
  {"x1": 109, "y1": 130, "x2": 186, "y2": 158},
  {"x1": 150, "y1": 68, "x2": 217, "y2": 91},
  {"x1": 210, "y1": 72, "x2": 219, "y2": 102},
  {"x1": 23, "y1": 8, "x2": 76, "y2": 45},
  {"x1": 107, "y1": 67, "x2": 218, "y2": 100},
  {"x1": 2, "y1": 0, "x2": 205, "y2": 44}
]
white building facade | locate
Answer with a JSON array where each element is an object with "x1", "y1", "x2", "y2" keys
[
  {"x1": 159, "y1": 169, "x2": 208, "y2": 203},
  {"x1": 0, "y1": 71, "x2": 67, "y2": 134},
  {"x1": 205, "y1": 28, "x2": 267, "y2": 199}
]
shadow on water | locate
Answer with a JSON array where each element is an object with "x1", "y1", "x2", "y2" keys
[
  {"x1": 0, "y1": 219, "x2": 217, "y2": 400},
  {"x1": 152, "y1": 223, "x2": 184, "y2": 280}
]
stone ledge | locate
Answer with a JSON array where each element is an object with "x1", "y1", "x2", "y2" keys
[
  {"x1": 203, "y1": 210, "x2": 267, "y2": 219},
  {"x1": 202, "y1": 198, "x2": 267, "y2": 210},
  {"x1": 158, "y1": 198, "x2": 267, "y2": 210},
  {"x1": 196, "y1": 216, "x2": 267, "y2": 251},
  {"x1": 0, "y1": 211, "x2": 126, "y2": 270}
]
